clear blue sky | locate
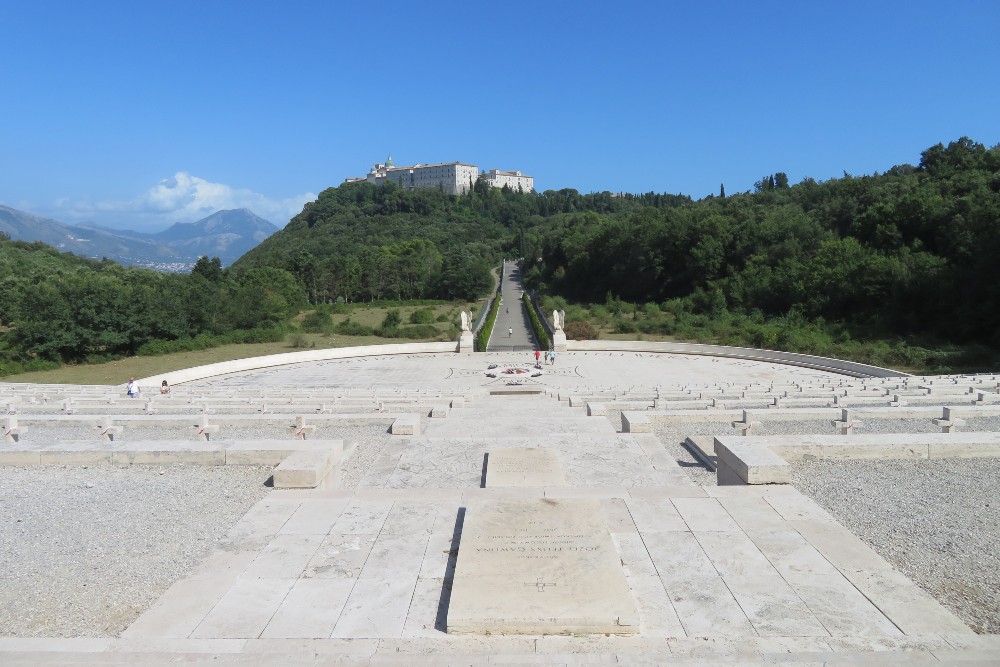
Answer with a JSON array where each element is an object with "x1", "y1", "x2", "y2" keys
[{"x1": 2, "y1": 0, "x2": 997, "y2": 230}]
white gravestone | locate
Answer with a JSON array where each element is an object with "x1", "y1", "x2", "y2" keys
[
  {"x1": 486, "y1": 448, "x2": 565, "y2": 486},
  {"x1": 447, "y1": 498, "x2": 639, "y2": 635}
]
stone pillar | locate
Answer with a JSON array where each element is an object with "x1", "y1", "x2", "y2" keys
[
  {"x1": 552, "y1": 329, "x2": 567, "y2": 352},
  {"x1": 459, "y1": 331, "x2": 475, "y2": 354}
]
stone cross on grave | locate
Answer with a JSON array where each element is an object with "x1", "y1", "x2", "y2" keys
[
  {"x1": 97, "y1": 418, "x2": 122, "y2": 442},
  {"x1": 195, "y1": 416, "x2": 220, "y2": 441},
  {"x1": 732, "y1": 409, "x2": 762, "y2": 436},
  {"x1": 932, "y1": 407, "x2": 966, "y2": 433},
  {"x1": 524, "y1": 577, "x2": 557, "y2": 593},
  {"x1": 974, "y1": 391, "x2": 999, "y2": 405},
  {"x1": 292, "y1": 415, "x2": 316, "y2": 440},
  {"x1": 4, "y1": 416, "x2": 23, "y2": 443},
  {"x1": 831, "y1": 408, "x2": 863, "y2": 435}
]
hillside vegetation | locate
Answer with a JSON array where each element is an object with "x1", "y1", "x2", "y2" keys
[
  {"x1": 236, "y1": 138, "x2": 1000, "y2": 363},
  {"x1": 2, "y1": 137, "x2": 998, "y2": 377},
  {"x1": 0, "y1": 244, "x2": 305, "y2": 375}
]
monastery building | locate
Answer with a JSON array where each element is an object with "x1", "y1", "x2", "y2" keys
[{"x1": 345, "y1": 157, "x2": 534, "y2": 195}]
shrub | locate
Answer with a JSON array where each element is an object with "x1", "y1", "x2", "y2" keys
[
  {"x1": 404, "y1": 324, "x2": 440, "y2": 339},
  {"x1": 0, "y1": 357, "x2": 61, "y2": 377},
  {"x1": 382, "y1": 309, "x2": 402, "y2": 329},
  {"x1": 523, "y1": 293, "x2": 551, "y2": 350},
  {"x1": 476, "y1": 291, "x2": 502, "y2": 351},
  {"x1": 612, "y1": 317, "x2": 636, "y2": 334},
  {"x1": 563, "y1": 320, "x2": 597, "y2": 340},
  {"x1": 409, "y1": 308, "x2": 435, "y2": 325},
  {"x1": 301, "y1": 309, "x2": 332, "y2": 333},
  {"x1": 289, "y1": 333, "x2": 314, "y2": 348},
  {"x1": 334, "y1": 319, "x2": 374, "y2": 336}
]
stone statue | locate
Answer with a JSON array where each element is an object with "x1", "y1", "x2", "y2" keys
[
  {"x1": 461, "y1": 311, "x2": 471, "y2": 332},
  {"x1": 553, "y1": 310, "x2": 564, "y2": 331}
]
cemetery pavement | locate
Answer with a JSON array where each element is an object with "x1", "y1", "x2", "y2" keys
[{"x1": 1, "y1": 350, "x2": 998, "y2": 664}]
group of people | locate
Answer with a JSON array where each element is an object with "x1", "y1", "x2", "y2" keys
[
  {"x1": 125, "y1": 377, "x2": 171, "y2": 398},
  {"x1": 533, "y1": 349, "x2": 557, "y2": 366}
]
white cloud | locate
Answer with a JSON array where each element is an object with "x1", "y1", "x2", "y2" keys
[{"x1": 55, "y1": 172, "x2": 315, "y2": 229}]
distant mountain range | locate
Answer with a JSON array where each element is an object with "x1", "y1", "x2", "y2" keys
[{"x1": 0, "y1": 206, "x2": 279, "y2": 271}]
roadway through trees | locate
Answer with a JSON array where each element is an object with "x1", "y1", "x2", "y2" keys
[{"x1": 486, "y1": 260, "x2": 538, "y2": 352}]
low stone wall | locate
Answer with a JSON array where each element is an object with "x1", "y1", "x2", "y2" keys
[
  {"x1": 137, "y1": 342, "x2": 458, "y2": 387},
  {"x1": 137, "y1": 338, "x2": 902, "y2": 390},
  {"x1": 567, "y1": 340, "x2": 905, "y2": 378}
]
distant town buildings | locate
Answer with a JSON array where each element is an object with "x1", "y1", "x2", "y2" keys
[{"x1": 345, "y1": 156, "x2": 534, "y2": 195}]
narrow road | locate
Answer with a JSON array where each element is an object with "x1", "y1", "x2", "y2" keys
[{"x1": 486, "y1": 260, "x2": 539, "y2": 352}]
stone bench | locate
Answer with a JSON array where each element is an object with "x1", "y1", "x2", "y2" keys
[
  {"x1": 391, "y1": 414, "x2": 420, "y2": 435},
  {"x1": 621, "y1": 412, "x2": 651, "y2": 433},
  {"x1": 0, "y1": 439, "x2": 346, "y2": 468},
  {"x1": 586, "y1": 402, "x2": 606, "y2": 417},
  {"x1": 713, "y1": 432, "x2": 1000, "y2": 485},
  {"x1": 273, "y1": 448, "x2": 340, "y2": 488}
]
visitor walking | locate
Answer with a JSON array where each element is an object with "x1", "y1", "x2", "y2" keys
[
  {"x1": 534, "y1": 349, "x2": 540, "y2": 364},
  {"x1": 508, "y1": 327, "x2": 513, "y2": 337},
  {"x1": 549, "y1": 350, "x2": 556, "y2": 365}
]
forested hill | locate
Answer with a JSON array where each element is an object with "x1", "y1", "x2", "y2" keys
[
  {"x1": 0, "y1": 237, "x2": 305, "y2": 370},
  {"x1": 236, "y1": 137, "x2": 1000, "y2": 347},
  {"x1": 231, "y1": 181, "x2": 691, "y2": 302}
]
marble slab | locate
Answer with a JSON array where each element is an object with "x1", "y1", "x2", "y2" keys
[
  {"x1": 486, "y1": 448, "x2": 565, "y2": 487},
  {"x1": 447, "y1": 498, "x2": 638, "y2": 635}
]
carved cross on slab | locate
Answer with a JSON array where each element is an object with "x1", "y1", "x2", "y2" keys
[{"x1": 524, "y1": 577, "x2": 557, "y2": 592}]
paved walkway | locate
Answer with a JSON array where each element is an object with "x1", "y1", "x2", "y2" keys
[
  {"x1": 486, "y1": 260, "x2": 538, "y2": 352},
  {"x1": 2, "y1": 352, "x2": 998, "y2": 664}
]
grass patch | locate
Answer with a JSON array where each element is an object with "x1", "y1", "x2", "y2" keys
[{"x1": 3, "y1": 300, "x2": 483, "y2": 385}]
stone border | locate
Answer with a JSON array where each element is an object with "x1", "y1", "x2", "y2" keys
[
  {"x1": 567, "y1": 340, "x2": 905, "y2": 378},
  {"x1": 137, "y1": 341, "x2": 458, "y2": 388},
  {"x1": 711, "y1": 433, "x2": 1000, "y2": 485},
  {"x1": 133, "y1": 339, "x2": 905, "y2": 392}
]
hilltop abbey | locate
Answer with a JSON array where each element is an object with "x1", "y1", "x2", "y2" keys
[{"x1": 345, "y1": 156, "x2": 534, "y2": 195}]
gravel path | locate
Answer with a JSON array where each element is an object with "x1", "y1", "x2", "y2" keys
[
  {"x1": 0, "y1": 465, "x2": 271, "y2": 638},
  {"x1": 793, "y1": 458, "x2": 1000, "y2": 634}
]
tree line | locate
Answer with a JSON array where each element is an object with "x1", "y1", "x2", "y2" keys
[
  {"x1": 2, "y1": 137, "x2": 996, "y2": 374},
  {"x1": 0, "y1": 244, "x2": 305, "y2": 372},
  {"x1": 520, "y1": 138, "x2": 1000, "y2": 348}
]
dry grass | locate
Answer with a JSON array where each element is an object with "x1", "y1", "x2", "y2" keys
[
  {"x1": 2, "y1": 334, "x2": 445, "y2": 386},
  {"x1": 4, "y1": 301, "x2": 487, "y2": 386}
]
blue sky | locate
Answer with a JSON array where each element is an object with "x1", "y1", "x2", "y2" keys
[{"x1": 2, "y1": 1, "x2": 998, "y2": 230}]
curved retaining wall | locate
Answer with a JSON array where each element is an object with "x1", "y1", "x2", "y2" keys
[
  {"x1": 138, "y1": 342, "x2": 459, "y2": 388},
  {"x1": 138, "y1": 338, "x2": 904, "y2": 388},
  {"x1": 565, "y1": 340, "x2": 907, "y2": 378}
]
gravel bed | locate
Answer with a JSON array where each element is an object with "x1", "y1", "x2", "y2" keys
[
  {"x1": 634, "y1": 414, "x2": 1000, "y2": 487},
  {"x1": 0, "y1": 465, "x2": 271, "y2": 638},
  {"x1": 25, "y1": 423, "x2": 394, "y2": 490},
  {"x1": 793, "y1": 458, "x2": 1000, "y2": 634},
  {"x1": 23, "y1": 422, "x2": 394, "y2": 443}
]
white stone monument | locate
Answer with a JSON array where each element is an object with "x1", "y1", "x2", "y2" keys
[
  {"x1": 459, "y1": 310, "x2": 474, "y2": 354},
  {"x1": 551, "y1": 309, "x2": 567, "y2": 352}
]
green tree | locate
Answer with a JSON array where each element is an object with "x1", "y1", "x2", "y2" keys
[{"x1": 191, "y1": 256, "x2": 223, "y2": 281}]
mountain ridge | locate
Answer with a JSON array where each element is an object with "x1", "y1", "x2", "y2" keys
[{"x1": 0, "y1": 205, "x2": 278, "y2": 270}]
